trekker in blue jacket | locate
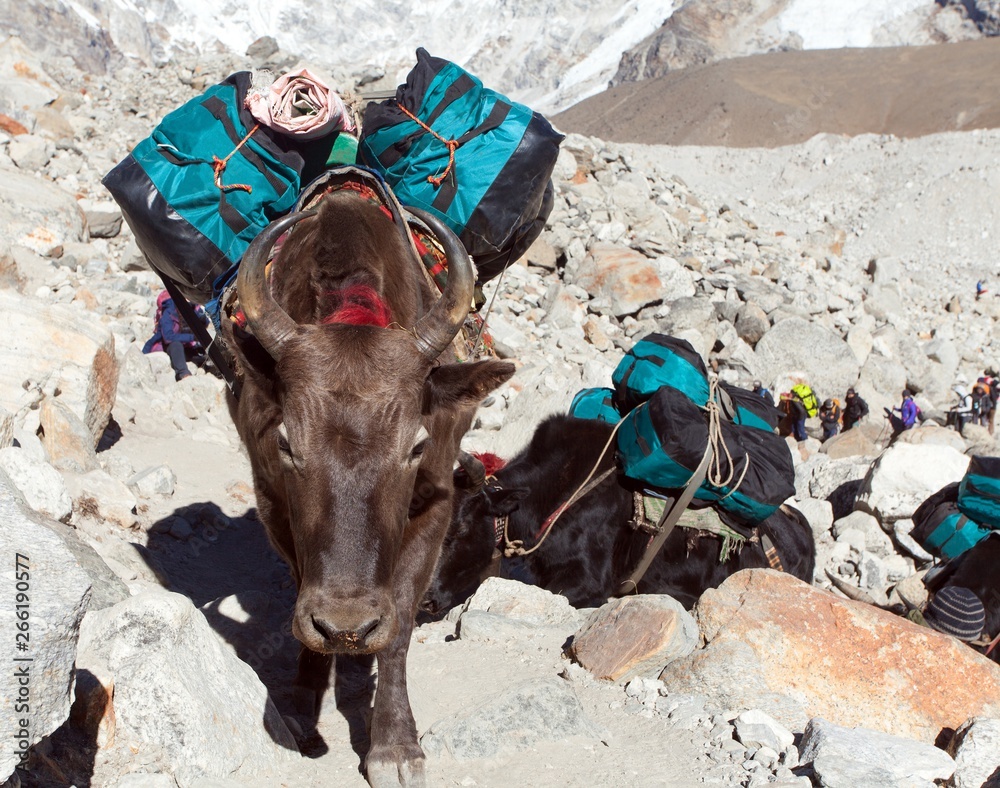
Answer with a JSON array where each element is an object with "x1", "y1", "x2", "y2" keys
[
  {"x1": 887, "y1": 389, "x2": 919, "y2": 436},
  {"x1": 142, "y1": 290, "x2": 210, "y2": 381}
]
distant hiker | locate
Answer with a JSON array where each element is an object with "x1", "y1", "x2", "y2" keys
[
  {"x1": 143, "y1": 290, "x2": 210, "y2": 381},
  {"x1": 842, "y1": 388, "x2": 869, "y2": 431},
  {"x1": 887, "y1": 389, "x2": 918, "y2": 436},
  {"x1": 976, "y1": 280, "x2": 987, "y2": 301},
  {"x1": 948, "y1": 383, "x2": 974, "y2": 433},
  {"x1": 819, "y1": 398, "x2": 841, "y2": 441},
  {"x1": 983, "y1": 368, "x2": 1000, "y2": 435},
  {"x1": 790, "y1": 383, "x2": 819, "y2": 418},
  {"x1": 752, "y1": 380, "x2": 773, "y2": 406},
  {"x1": 780, "y1": 392, "x2": 808, "y2": 442},
  {"x1": 972, "y1": 382, "x2": 994, "y2": 427}
]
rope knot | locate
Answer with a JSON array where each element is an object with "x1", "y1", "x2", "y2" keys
[
  {"x1": 397, "y1": 103, "x2": 461, "y2": 188},
  {"x1": 212, "y1": 123, "x2": 259, "y2": 194}
]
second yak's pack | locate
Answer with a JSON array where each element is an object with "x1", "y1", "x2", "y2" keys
[
  {"x1": 616, "y1": 385, "x2": 795, "y2": 526},
  {"x1": 359, "y1": 48, "x2": 564, "y2": 283},
  {"x1": 611, "y1": 334, "x2": 711, "y2": 414}
]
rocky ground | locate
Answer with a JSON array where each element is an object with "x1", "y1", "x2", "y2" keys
[{"x1": 1, "y1": 31, "x2": 1000, "y2": 788}]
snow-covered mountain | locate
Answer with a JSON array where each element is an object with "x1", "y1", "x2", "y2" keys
[{"x1": 2, "y1": 0, "x2": 980, "y2": 112}]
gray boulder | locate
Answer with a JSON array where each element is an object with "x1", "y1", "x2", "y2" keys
[
  {"x1": 0, "y1": 470, "x2": 92, "y2": 783},
  {"x1": 0, "y1": 447, "x2": 72, "y2": 522},
  {"x1": 753, "y1": 318, "x2": 860, "y2": 399},
  {"x1": 420, "y1": 677, "x2": 606, "y2": 760},
  {"x1": 76, "y1": 589, "x2": 298, "y2": 783},
  {"x1": 0, "y1": 166, "x2": 85, "y2": 256},
  {"x1": 800, "y1": 717, "x2": 954, "y2": 787},
  {"x1": 735, "y1": 302, "x2": 770, "y2": 346},
  {"x1": 457, "y1": 577, "x2": 584, "y2": 629},
  {"x1": 855, "y1": 443, "x2": 969, "y2": 524},
  {"x1": 948, "y1": 717, "x2": 1000, "y2": 788}
]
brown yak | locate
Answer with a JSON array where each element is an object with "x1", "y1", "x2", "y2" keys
[{"x1": 221, "y1": 187, "x2": 514, "y2": 787}]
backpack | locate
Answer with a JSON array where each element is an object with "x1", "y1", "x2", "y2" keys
[
  {"x1": 103, "y1": 72, "x2": 349, "y2": 304},
  {"x1": 791, "y1": 383, "x2": 819, "y2": 417},
  {"x1": 359, "y1": 48, "x2": 564, "y2": 283},
  {"x1": 569, "y1": 388, "x2": 621, "y2": 424}
]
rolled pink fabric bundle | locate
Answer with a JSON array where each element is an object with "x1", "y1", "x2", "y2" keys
[{"x1": 246, "y1": 67, "x2": 354, "y2": 138}]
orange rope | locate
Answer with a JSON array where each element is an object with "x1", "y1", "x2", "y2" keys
[
  {"x1": 212, "y1": 123, "x2": 259, "y2": 193},
  {"x1": 397, "y1": 104, "x2": 459, "y2": 187}
]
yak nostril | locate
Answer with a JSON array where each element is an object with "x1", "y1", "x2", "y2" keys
[
  {"x1": 355, "y1": 616, "x2": 380, "y2": 642},
  {"x1": 311, "y1": 615, "x2": 337, "y2": 643}
]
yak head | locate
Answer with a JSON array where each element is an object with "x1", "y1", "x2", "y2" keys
[
  {"x1": 422, "y1": 483, "x2": 529, "y2": 615},
  {"x1": 228, "y1": 203, "x2": 514, "y2": 655}
]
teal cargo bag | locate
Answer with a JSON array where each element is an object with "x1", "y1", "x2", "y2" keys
[
  {"x1": 359, "y1": 48, "x2": 564, "y2": 283},
  {"x1": 957, "y1": 456, "x2": 1000, "y2": 528},
  {"x1": 570, "y1": 388, "x2": 621, "y2": 424},
  {"x1": 617, "y1": 385, "x2": 795, "y2": 526},
  {"x1": 911, "y1": 482, "x2": 991, "y2": 560},
  {"x1": 717, "y1": 382, "x2": 781, "y2": 433},
  {"x1": 692, "y1": 419, "x2": 795, "y2": 525},
  {"x1": 917, "y1": 508, "x2": 991, "y2": 560},
  {"x1": 103, "y1": 72, "x2": 340, "y2": 304},
  {"x1": 616, "y1": 386, "x2": 708, "y2": 492},
  {"x1": 612, "y1": 334, "x2": 711, "y2": 415}
]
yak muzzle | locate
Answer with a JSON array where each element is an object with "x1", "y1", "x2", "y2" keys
[{"x1": 293, "y1": 589, "x2": 398, "y2": 655}]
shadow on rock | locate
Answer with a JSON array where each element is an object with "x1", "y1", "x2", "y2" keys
[{"x1": 128, "y1": 500, "x2": 381, "y2": 765}]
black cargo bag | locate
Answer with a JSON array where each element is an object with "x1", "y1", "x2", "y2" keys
[{"x1": 359, "y1": 48, "x2": 564, "y2": 283}]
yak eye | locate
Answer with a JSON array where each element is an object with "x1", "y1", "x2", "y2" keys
[
  {"x1": 409, "y1": 426, "x2": 430, "y2": 462},
  {"x1": 276, "y1": 423, "x2": 292, "y2": 455}
]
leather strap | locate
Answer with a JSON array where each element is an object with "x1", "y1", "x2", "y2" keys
[
  {"x1": 614, "y1": 444, "x2": 713, "y2": 597},
  {"x1": 161, "y1": 276, "x2": 240, "y2": 398}
]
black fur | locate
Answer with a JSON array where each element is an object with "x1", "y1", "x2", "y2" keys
[{"x1": 427, "y1": 414, "x2": 816, "y2": 612}]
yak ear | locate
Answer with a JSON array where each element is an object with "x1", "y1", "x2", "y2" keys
[
  {"x1": 223, "y1": 320, "x2": 277, "y2": 385},
  {"x1": 483, "y1": 486, "x2": 529, "y2": 515},
  {"x1": 422, "y1": 359, "x2": 516, "y2": 414}
]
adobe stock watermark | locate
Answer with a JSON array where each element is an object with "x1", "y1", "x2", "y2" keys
[{"x1": 12, "y1": 552, "x2": 32, "y2": 771}]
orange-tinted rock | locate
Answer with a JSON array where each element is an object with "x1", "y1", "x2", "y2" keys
[
  {"x1": 0, "y1": 290, "x2": 118, "y2": 446},
  {"x1": 0, "y1": 113, "x2": 28, "y2": 135},
  {"x1": 659, "y1": 569, "x2": 1000, "y2": 742},
  {"x1": 820, "y1": 426, "x2": 877, "y2": 459},
  {"x1": 39, "y1": 397, "x2": 99, "y2": 472},
  {"x1": 570, "y1": 595, "x2": 698, "y2": 683},
  {"x1": 573, "y1": 244, "x2": 663, "y2": 317}
]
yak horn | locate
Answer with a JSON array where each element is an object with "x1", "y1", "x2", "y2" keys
[
  {"x1": 406, "y1": 207, "x2": 476, "y2": 360},
  {"x1": 237, "y1": 210, "x2": 315, "y2": 360},
  {"x1": 825, "y1": 570, "x2": 880, "y2": 606},
  {"x1": 456, "y1": 451, "x2": 487, "y2": 493}
]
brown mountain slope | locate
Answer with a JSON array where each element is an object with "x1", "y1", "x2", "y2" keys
[{"x1": 553, "y1": 38, "x2": 1000, "y2": 147}]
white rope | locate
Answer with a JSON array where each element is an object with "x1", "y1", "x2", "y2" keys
[
  {"x1": 504, "y1": 419, "x2": 624, "y2": 557},
  {"x1": 703, "y1": 377, "x2": 750, "y2": 500}
]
